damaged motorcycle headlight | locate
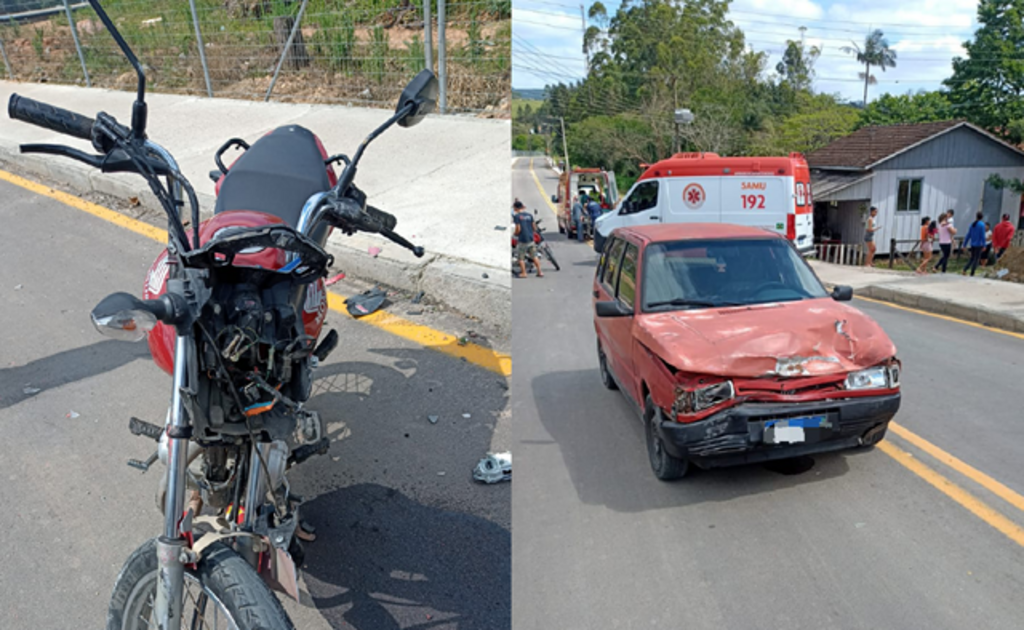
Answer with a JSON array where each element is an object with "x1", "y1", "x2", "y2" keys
[
  {"x1": 844, "y1": 366, "x2": 891, "y2": 390},
  {"x1": 673, "y1": 381, "x2": 735, "y2": 417}
]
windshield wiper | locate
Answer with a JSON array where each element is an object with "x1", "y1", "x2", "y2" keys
[{"x1": 645, "y1": 298, "x2": 742, "y2": 309}]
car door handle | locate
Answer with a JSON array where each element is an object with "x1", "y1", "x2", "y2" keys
[{"x1": 649, "y1": 216, "x2": 659, "y2": 220}]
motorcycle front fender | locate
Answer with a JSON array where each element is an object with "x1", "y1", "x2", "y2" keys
[{"x1": 259, "y1": 540, "x2": 301, "y2": 602}]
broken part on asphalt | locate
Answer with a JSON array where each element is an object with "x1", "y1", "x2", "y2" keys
[
  {"x1": 346, "y1": 286, "x2": 387, "y2": 318},
  {"x1": 473, "y1": 452, "x2": 511, "y2": 484}
]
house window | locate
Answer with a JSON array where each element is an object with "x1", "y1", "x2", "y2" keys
[{"x1": 896, "y1": 178, "x2": 923, "y2": 212}]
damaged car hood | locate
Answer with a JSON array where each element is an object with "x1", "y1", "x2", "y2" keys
[{"x1": 635, "y1": 299, "x2": 897, "y2": 378}]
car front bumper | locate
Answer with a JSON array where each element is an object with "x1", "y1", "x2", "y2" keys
[{"x1": 657, "y1": 393, "x2": 901, "y2": 468}]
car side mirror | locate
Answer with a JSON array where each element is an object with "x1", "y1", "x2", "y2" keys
[
  {"x1": 831, "y1": 285, "x2": 853, "y2": 301},
  {"x1": 551, "y1": 195, "x2": 558, "y2": 203},
  {"x1": 396, "y1": 69, "x2": 439, "y2": 128},
  {"x1": 595, "y1": 300, "x2": 633, "y2": 318}
]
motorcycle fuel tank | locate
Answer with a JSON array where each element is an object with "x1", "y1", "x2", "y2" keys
[{"x1": 142, "y1": 210, "x2": 328, "y2": 375}]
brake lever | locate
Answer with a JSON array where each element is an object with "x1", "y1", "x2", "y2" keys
[
  {"x1": 380, "y1": 228, "x2": 425, "y2": 258},
  {"x1": 19, "y1": 143, "x2": 104, "y2": 168}
]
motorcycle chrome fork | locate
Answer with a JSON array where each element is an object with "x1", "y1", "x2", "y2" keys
[
  {"x1": 155, "y1": 333, "x2": 191, "y2": 630},
  {"x1": 154, "y1": 143, "x2": 188, "y2": 630}
]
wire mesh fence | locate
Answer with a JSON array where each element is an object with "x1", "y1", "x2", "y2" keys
[{"x1": 0, "y1": 0, "x2": 510, "y2": 115}]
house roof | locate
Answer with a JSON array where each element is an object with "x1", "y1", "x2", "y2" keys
[
  {"x1": 805, "y1": 120, "x2": 1024, "y2": 170},
  {"x1": 806, "y1": 120, "x2": 965, "y2": 169},
  {"x1": 811, "y1": 171, "x2": 874, "y2": 197}
]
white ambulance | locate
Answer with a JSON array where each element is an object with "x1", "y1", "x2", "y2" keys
[{"x1": 593, "y1": 152, "x2": 815, "y2": 254}]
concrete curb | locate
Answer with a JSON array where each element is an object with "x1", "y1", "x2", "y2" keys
[
  {"x1": 855, "y1": 284, "x2": 1024, "y2": 335},
  {"x1": 0, "y1": 143, "x2": 509, "y2": 330}
]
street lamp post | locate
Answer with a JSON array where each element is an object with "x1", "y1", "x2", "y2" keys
[{"x1": 674, "y1": 108, "x2": 694, "y2": 154}]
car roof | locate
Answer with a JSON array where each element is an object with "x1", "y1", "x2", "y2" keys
[{"x1": 611, "y1": 223, "x2": 782, "y2": 245}]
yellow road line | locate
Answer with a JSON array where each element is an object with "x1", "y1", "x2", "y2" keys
[
  {"x1": 878, "y1": 439, "x2": 1024, "y2": 547},
  {"x1": 890, "y1": 422, "x2": 1024, "y2": 513},
  {"x1": 853, "y1": 294, "x2": 1024, "y2": 341},
  {"x1": 528, "y1": 158, "x2": 560, "y2": 220},
  {"x1": 0, "y1": 169, "x2": 166, "y2": 244},
  {"x1": 1, "y1": 167, "x2": 511, "y2": 376}
]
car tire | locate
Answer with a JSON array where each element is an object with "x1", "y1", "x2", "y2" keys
[
  {"x1": 644, "y1": 395, "x2": 689, "y2": 481},
  {"x1": 597, "y1": 342, "x2": 618, "y2": 390}
]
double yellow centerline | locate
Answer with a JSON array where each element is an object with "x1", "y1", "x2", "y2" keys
[
  {"x1": 0, "y1": 168, "x2": 511, "y2": 376},
  {"x1": 880, "y1": 422, "x2": 1024, "y2": 546}
]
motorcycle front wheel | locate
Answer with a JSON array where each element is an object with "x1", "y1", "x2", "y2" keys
[
  {"x1": 107, "y1": 538, "x2": 294, "y2": 630},
  {"x1": 541, "y1": 243, "x2": 561, "y2": 271}
]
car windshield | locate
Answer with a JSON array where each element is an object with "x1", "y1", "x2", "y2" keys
[{"x1": 642, "y1": 238, "x2": 828, "y2": 311}]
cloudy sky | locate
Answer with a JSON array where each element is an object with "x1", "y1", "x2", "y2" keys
[{"x1": 512, "y1": 0, "x2": 980, "y2": 103}]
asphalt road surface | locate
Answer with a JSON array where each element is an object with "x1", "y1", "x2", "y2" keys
[
  {"x1": 511, "y1": 158, "x2": 1024, "y2": 630},
  {"x1": 0, "y1": 176, "x2": 510, "y2": 629}
]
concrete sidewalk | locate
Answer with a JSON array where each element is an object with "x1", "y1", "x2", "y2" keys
[
  {"x1": 0, "y1": 81, "x2": 510, "y2": 327},
  {"x1": 810, "y1": 260, "x2": 1024, "y2": 334}
]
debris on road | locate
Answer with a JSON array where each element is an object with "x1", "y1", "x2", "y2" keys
[
  {"x1": 23, "y1": 386, "x2": 41, "y2": 395},
  {"x1": 482, "y1": 272, "x2": 490, "y2": 279},
  {"x1": 14, "y1": 284, "x2": 23, "y2": 290},
  {"x1": 346, "y1": 287, "x2": 387, "y2": 318},
  {"x1": 368, "y1": 246, "x2": 382, "y2": 258},
  {"x1": 428, "y1": 415, "x2": 439, "y2": 424},
  {"x1": 325, "y1": 272, "x2": 346, "y2": 286},
  {"x1": 494, "y1": 225, "x2": 507, "y2": 231},
  {"x1": 66, "y1": 410, "x2": 80, "y2": 419},
  {"x1": 437, "y1": 471, "x2": 446, "y2": 476},
  {"x1": 407, "y1": 309, "x2": 424, "y2": 316},
  {"x1": 458, "y1": 336, "x2": 469, "y2": 346},
  {"x1": 412, "y1": 291, "x2": 425, "y2": 304},
  {"x1": 462, "y1": 413, "x2": 471, "y2": 418},
  {"x1": 473, "y1": 452, "x2": 511, "y2": 484}
]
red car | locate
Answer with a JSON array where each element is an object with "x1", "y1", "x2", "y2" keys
[{"x1": 593, "y1": 224, "x2": 901, "y2": 480}]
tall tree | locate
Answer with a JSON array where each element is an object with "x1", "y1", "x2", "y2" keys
[
  {"x1": 776, "y1": 39, "x2": 821, "y2": 92},
  {"x1": 945, "y1": 0, "x2": 1024, "y2": 144},
  {"x1": 841, "y1": 29, "x2": 897, "y2": 105}
]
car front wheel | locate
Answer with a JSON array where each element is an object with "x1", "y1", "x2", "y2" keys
[{"x1": 644, "y1": 395, "x2": 689, "y2": 481}]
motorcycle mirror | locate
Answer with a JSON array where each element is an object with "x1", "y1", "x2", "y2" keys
[
  {"x1": 88, "y1": 0, "x2": 147, "y2": 140},
  {"x1": 90, "y1": 292, "x2": 157, "y2": 342},
  {"x1": 396, "y1": 70, "x2": 439, "y2": 128}
]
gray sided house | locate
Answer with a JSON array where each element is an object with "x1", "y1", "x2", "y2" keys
[{"x1": 807, "y1": 120, "x2": 1024, "y2": 255}]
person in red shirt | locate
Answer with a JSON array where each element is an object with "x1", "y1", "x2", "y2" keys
[{"x1": 992, "y1": 214, "x2": 1016, "y2": 263}]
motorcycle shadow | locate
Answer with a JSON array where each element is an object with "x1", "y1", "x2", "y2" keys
[
  {"x1": 298, "y1": 483, "x2": 510, "y2": 630},
  {"x1": 288, "y1": 348, "x2": 510, "y2": 629}
]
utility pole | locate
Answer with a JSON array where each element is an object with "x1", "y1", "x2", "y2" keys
[
  {"x1": 799, "y1": 26, "x2": 806, "y2": 45},
  {"x1": 580, "y1": 4, "x2": 589, "y2": 75},
  {"x1": 560, "y1": 117, "x2": 570, "y2": 172}
]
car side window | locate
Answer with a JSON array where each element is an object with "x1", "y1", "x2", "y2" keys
[
  {"x1": 601, "y1": 238, "x2": 626, "y2": 294},
  {"x1": 619, "y1": 182, "x2": 659, "y2": 216},
  {"x1": 617, "y1": 244, "x2": 639, "y2": 308}
]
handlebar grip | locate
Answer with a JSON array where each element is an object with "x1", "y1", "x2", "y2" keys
[
  {"x1": 365, "y1": 205, "x2": 397, "y2": 233},
  {"x1": 8, "y1": 94, "x2": 95, "y2": 142}
]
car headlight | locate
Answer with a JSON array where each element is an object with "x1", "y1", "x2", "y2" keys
[
  {"x1": 673, "y1": 381, "x2": 735, "y2": 416},
  {"x1": 844, "y1": 366, "x2": 895, "y2": 390}
]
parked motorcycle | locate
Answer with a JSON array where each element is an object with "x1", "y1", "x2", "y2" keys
[
  {"x1": 512, "y1": 216, "x2": 560, "y2": 272},
  {"x1": 6, "y1": 2, "x2": 437, "y2": 628}
]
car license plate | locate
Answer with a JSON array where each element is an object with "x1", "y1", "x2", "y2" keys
[{"x1": 764, "y1": 415, "x2": 828, "y2": 444}]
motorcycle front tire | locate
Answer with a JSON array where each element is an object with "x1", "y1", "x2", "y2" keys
[
  {"x1": 542, "y1": 243, "x2": 561, "y2": 271},
  {"x1": 107, "y1": 537, "x2": 295, "y2": 630}
]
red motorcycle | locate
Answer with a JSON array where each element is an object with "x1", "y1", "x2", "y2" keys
[
  {"x1": 7, "y1": 1, "x2": 436, "y2": 627},
  {"x1": 512, "y1": 216, "x2": 560, "y2": 272}
]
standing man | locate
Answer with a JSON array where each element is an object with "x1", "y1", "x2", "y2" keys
[
  {"x1": 513, "y1": 201, "x2": 543, "y2": 278},
  {"x1": 863, "y1": 206, "x2": 880, "y2": 266},
  {"x1": 992, "y1": 213, "x2": 1015, "y2": 263},
  {"x1": 586, "y1": 198, "x2": 602, "y2": 240},
  {"x1": 571, "y1": 195, "x2": 585, "y2": 243},
  {"x1": 962, "y1": 211, "x2": 987, "y2": 276}
]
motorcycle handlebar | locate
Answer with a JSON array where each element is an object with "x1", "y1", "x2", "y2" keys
[{"x1": 8, "y1": 94, "x2": 95, "y2": 143}]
